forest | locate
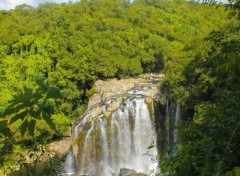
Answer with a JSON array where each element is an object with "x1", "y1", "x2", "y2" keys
[{"x1": 0, "y1": 0, "x2": 239, "y2": 175}]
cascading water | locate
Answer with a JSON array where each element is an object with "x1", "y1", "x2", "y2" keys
[
  {"x1": 67, "y1": 83, "x2": 160, "y2": 176},
  {"x1": 77, "y1": 95, "x2": 158, "y2": 176},
  {"x1": 110, "y1": 96, "x2": 158, "y2": 175},
  {"x1": 63, "y1": 75, "x2": 179, "y2": 176},
  {"x1": 174, "y1": 104, "x2": 181, "y2": 143},
  {"x1": 165, "y1": 100, "x2": 181, "y2": 148},
  {"x1": 64, "y1": 151, "x2": 77, "y2": 175}
]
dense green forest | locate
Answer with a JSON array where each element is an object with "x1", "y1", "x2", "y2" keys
[
  {"x1": 0, "y1": 0, "x2": 239, "y2": 175},
  {"x1": 159, "y1": 1, "x2": 240, "y2": 175}
]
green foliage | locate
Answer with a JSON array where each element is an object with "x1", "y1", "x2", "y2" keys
[
  {"x1": 0, "y1": 0, "x2": 230, "y2": 119},
  {"x1": 225, "y1": 167, "x2": 240, "y2": 176},
  {"x1": 0, "y1": 0, "x2": 229, "y2": 114},
  {"x1": 0, "y1": 78, "x2": 63, "y2": 139},
  {"x1": 160, "y1": 4, "x2": 240, "y2": 176},
  {"x1": 0, "y1": 0, "x2": 235, "y2": 173},
  {"x1": 3, "y1": 145, "x2": 68, "y2": 176}
]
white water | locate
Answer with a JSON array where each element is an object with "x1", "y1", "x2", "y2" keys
[
  {"x1": 77, "y1": 96, "x2": 159, "y2": 176},
  {"x1": 80, "y1": 118, "x2": 97, "y2": 174},
  {"x1": 64, "y1": 151, "x2": 76, "y2": 175},
  {"x1": 165, "y1": 100, "x2": 181, "y2": 147},
  {"x1": 64, "y1": 95, "x2": 182, "y2": 176},
  {"x1": 63, "y1": 83, "x2": 184, "y2": 176},
  {"x1": 174, "y1": 104, "x2": 181, "y2": 143},
  {"x1": 165, "y1": 99, "x2": 170, "y2": 146}
]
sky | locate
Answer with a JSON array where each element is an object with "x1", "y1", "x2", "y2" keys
[
  {"x1": 0, "y1": 0, "x2": 229, "y2": 10},
  {"x1": 0, "y1": 0, "x2": 80, "y2": 10}
]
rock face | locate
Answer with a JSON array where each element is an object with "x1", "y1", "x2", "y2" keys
[
  {"x1": 89, "y1": 73, "x2": 164, "y2": 107},
  {"x1": 119, "y1": 168, "x2": 138, "y2": 176},
  {"x1": 86, "y1": 73, "x2": 163, "y2": 120},
  {"x1": 68, "y1": 73, "x2": 163, "y2": 176}
]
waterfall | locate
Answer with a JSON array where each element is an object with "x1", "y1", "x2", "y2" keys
[
  {"x1": 165, "y1": 99, "x2": 170, "y2": 147},
  {"x1": 73, "y1": 96, "x2": 159, "y2": 176},
  {"x1": 165, "y1": 99, "x2": 181, "y2": 148},
  {"x1": 64, "y1": 95, "x2": 182, "y2": 176},
  {"x1": 62, "y1": 76, "x2": 169, "y2": 176},
  {"x1": 174, "y1": 104, "x2": 181, "y2": 143},
  {"x1": 64, "y1": 151, "x2": 76, "y2": 175},
  {"x1": 80, "y1": 118, "x2": 97, "y2": 175},
  {"x1": 99, "y1": 116, "x2": 110, "y2": 175}
]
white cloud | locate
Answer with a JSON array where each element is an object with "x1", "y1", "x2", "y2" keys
[{"x1": 0, "y1": 0, "x2": 79, "y2": 10}]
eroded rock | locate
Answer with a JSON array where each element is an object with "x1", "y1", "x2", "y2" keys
[
  {"x1": 119, "y1": 168, "x2": 138, "y2": 176},
  {"x1": 86, "y1": 74, "x2": 163, "y2": 121}
]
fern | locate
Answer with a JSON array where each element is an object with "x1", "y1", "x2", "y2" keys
[
  {"x1": 212, "y1": 161, "x2": 223, "y2": 176},
  {"x1": 42, "y1": 156, "x2": 69, "y2": 176}
]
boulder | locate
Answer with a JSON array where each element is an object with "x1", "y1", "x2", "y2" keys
[{"x1": 119, "y1": 168, "x2": 138, "y2": 176}]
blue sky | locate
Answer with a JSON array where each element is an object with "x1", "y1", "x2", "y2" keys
[{"x1": 0, "y1": 0, "x2": 80, "y2": 10}]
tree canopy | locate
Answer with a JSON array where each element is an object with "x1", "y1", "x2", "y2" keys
[{"x1": 0, "y1": 0, "x2": 238, "y2": 174}]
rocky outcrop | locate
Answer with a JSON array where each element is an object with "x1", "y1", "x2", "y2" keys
[
  {"x1": 89, "y1": 73, "x2": 163, "y2": 107},
  {"x1": 86, "y1": 73, "x2": 163, "y2": 121},
  {"x1": 119, "y1": 168, "x2": 148, "y2": 176},
  {"x1": 119, "y1": 168, "x2": 138, "y2": 176}
]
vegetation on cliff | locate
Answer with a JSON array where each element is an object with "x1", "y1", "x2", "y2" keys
[{"x1": 160, "y1": 1, "x2": 240, "y2": 175}]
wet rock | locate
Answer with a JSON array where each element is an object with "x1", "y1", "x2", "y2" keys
[
  {"x1": 86, "y1": 74, "x2": 162, "y2": 121},
  {"x1": 88, "y1": 73, "x2": 163, "y2": 109},
  {"x1": 119, "y1": 168, "x2": 138, "y2": 176}
]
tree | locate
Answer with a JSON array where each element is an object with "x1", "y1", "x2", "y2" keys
[{"x1": 0, "y1": 78, "x2": 63, "y2": 140}]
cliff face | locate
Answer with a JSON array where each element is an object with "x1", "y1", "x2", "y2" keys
[
  {"x1": 86, "y1": 73, "x2": 163, "y2": 120},
  {"x1": 68, "y1": 74, "x2": 164, "y2": 176}
]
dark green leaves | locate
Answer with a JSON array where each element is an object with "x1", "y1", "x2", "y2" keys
[
  {"x1": 36, "y1": 77, "x2": 48, "y2": 93},
  {"x1": 0, "y1": 127, "x2": 12, "y2": 138},
  {"x1": 23, "y1": 86, "x2": 33, "y2": 96},
  {"x1": 42, "y1": 113, "x2": 56, "y2": 130},
  {"x1": 1, "y1": 104, "x2": 25, "y2": 117},
  {"x1": 9, "y1": 110, "x2": 28, "y2": 124},
  {"x1": 28, "y1": 108, "x2": 41, "y2": 119},
  {"x1": 20, "y1": 120, "x2": 28, "y2": 138},
  {"x1": 28, "y1": 119, "x2": 36, "y2": 137},
  {"x1": 0, "y1": 120, "x2": 8, "y2": 131},
  {"x1": 37, "y1": 104, "x2": 51, "y2": 115},
  {"x1": 46, "y1": 86, "x2": 64, "y2": 99},
  {"x1": 0, "y1": 78, "x2": 63, "y2": 138},
  {"x1": 0, "y1": 120, "x2": 11, "y2": 138}
]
